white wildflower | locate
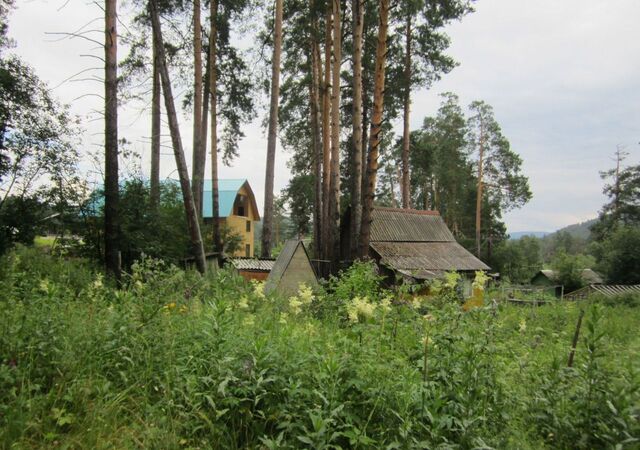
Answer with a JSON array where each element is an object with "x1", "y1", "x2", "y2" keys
[
  {"x1": 93, "y1": 274, "x2": 103, "y2": 289},
  {"x1": 243, "y1": 314, "x2": 255, "y2": 326},
  {"x1": 519, "y1": 318, "x2": 527, "y2": 332},
  {"x1": 380, "y1": 296, "x2": 392, "y2": 313},
  {"x1": 289, "y1": 296, "x2": 303, "y2": 315},
  {"x1": 252, "y1": 280, "x2": 266, "y2": 300},
  {"x1": 472, "y1": 271, "x2": 490, "y2": 291},
  {"x1": 238, "y1": 296, "x2": 249, "y2": 310},
  {"x1": 347, "y1": 296, "x2": 376, "y2": 323},
  {"x1": 297, "y1": 283, "x2": 314, "y2": 306}
]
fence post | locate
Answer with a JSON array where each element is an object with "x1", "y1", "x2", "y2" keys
[{"x1": 567, "y1": 309, "x2": 585, "y2": 367}]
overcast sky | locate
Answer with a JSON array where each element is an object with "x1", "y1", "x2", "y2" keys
[{"x1": 8, "y1": 0, "x2": 640, "y2": 233}]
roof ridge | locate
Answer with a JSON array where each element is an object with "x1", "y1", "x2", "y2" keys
[{"x1": 373, "y1": 206, "x2": 440, "y2": 216}]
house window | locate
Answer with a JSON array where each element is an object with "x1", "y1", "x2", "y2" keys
[
  {"x1": 245, "y1": 244, "x2": 251, "y2": 257},
  {"x1": 246, "y1": 220, "x2": 251, "y2": 232},
  {"x1": 237, "y1": 206, "x2": 245, "y2": 216}
]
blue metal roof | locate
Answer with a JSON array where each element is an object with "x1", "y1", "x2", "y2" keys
[
  {"x1": 202, "y1": 179, "x2": 247, "y2": 218},
  {"x1": 84, "y1": 178, "x2": 256, "y2": 220}
]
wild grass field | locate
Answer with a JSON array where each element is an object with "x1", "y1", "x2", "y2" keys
[{"x1": 1, "y1": 247, "x2": 638, "y2": 449}]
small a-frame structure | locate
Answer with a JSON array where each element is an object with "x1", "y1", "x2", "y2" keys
[{"x1": 265, "y1": 240, "x2": 318, "y2": 297}]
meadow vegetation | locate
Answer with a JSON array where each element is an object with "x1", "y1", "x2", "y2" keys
[{"x1": 1, "y1": 246, "x2": 639, "y2": 449}]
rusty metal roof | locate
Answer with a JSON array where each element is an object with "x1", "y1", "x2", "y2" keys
[
  {"x1": 370, "y1": 208, "x2": 455, "y2": 242},
  {"x1": 371, "y1": 241, "x2": 490, "y2": 273},
  {"x1": 229, "y1": 258, "x2": 275, "y2": 271}
]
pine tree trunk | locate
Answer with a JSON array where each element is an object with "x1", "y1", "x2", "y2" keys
[
  {"x1": 150, "y1": 29, "x2": 161, "y2": 209},
  {"x1": 350, "y1": 0, "x2": 364, "y2": 260},
  {"x1": 475, "y1": 125, "x2": 485, "y2": 258},
  {"x1": 200, "y1": 50, "x2": 210, "y2": 171},
  {"x1": 321, "y1": 6, "x2": 332, "y2": 260},
  {"x1": 209, "y1": 0, "x2": 222, "y2": 258},
  {"x1": 390, "y1": 170, "x2": 397, "y2": 208},
  {"x1": 104, "y1": 0, "x2": 120, "y2": 280},
  {"x1": 360, "y1": 0, "x2": 390, "y2": 258},
  {"x1": 328, "y1": 0, "x2": 341, "y2": 267},
  {"x1": 310, "y1": 5, "x2": 323, "y2": 259},
  {"x1": 261, "y1": 0, "x2": 284, "y2": 258},
  {"x1": 150, "y1": 0, "x2": 207, "y2": 274},
  {"x1": 423, "y1": 180, "x2": 428, "y2": 210},
  {"x1": 191, "y1": 0, "x2": 204, "y2": 216},
  {"x1": 401, "y1": 14, "x2": 412, "y2": 209},
  {"x1": 361, "y1": 63, "x2": 370, "y2": 207}
]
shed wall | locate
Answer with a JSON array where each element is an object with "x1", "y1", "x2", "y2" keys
[
  {"x1": 238, "y1": 270, "x2": 270, "y2": 282},
  {"x1": 278, "y1": 247, "x2": 318, "y2": 296},
  {"x1": 531, "y1": 274, "x2": 554, "y2": 287}
]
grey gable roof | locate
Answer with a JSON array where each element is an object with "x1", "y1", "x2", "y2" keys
[
  {"x1": 368, "y1": 208, "x2": 489, "y2": 277},
  {"x1": 533, "y1": 269, "x2": 604, "y2": 285},
  {"x1": 370, "y1": 208, "x2": 455, "y2": 242}
]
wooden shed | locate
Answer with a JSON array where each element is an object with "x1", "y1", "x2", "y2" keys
[
  {"x1": 341, "y1": 207, "x2": 489, "y2": 284},
  {"x1": 229, "y1": 258, "x2": 275, "y2": 282},
  {"x1": 265, "y1": 240, "x2": 318, "y2": 297},
  {"x1": 564, "y1": 284, "x2": 640, "y2": 301},
  {"x1": 530, "y1": 269, "x2": 603, "y2": 296}
]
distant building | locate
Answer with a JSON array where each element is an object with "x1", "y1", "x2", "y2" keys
[
  {"x1": 530, "y1": 269, "x2": 603, "y2": 296},
  {"x1": 531, "y1": 269, "x2": 604, "y2": 286},
  {"x1": 201, "y1": 179, "x2": 260, "y2": 258},
  {"x1": 341, "y1": 207, "x2": 489, "y2": 284}
]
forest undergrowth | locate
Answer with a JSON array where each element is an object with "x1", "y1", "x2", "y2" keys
[{"x1": 1, "y1": 246, "x2": 638, "y2": 449}]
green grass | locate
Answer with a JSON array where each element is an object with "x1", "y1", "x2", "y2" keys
[
  {"x1": 33, "y1": 235, "x2": 56, "y2": 248},
  {"x1": 1, "y1": 247, "x2": 638, "y2": 449}
]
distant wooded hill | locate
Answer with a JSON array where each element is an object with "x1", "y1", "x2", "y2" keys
[
  {"x1": 509, "y1": 231, "x2": 549, "y2": 240},
  {"x1": 510, "y1": 218, "x2": 598, "y2": 241},
  {"x1": 550, "y1": 218, "x2": 598, "y2": 240}
]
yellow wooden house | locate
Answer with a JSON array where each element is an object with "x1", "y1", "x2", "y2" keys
[{"x1": 202, "y1": 179, "x2": 260, "y2": 257}]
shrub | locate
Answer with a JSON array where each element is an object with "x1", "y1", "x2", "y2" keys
[
  {"x1": 1, "y1": 248, "x2": 639, "y2": 448},
  {"x1": 591, "y1": 291, "x2": 640, "y2": 308}
]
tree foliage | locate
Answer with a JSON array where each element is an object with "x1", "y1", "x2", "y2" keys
[
  {"x1": 591, "y1": 162, "x2": 640, "y2": 283},
  {"x1": 592, "y1": 226, "x2": 640, "y2": 285},
  {"x1": 0, "y1": 5, "x2": 78, "y2": 253},
  {"x1": 403, "y1": 94, "x2": 529, "y2": 259},
  {"x1": 592, "y1": 164, "x2": 640, "y2": 240},
  {"x1": 551, "y1": 251, "x2": 595, "y2": 293},
  {"x1": 81, "y1": 180, "x2": 191, "y2": 268},
  {"x1": 467, "y1": 100, "x2": 531, "y2": 213},
  {"x1": 492, "y1": 235, "x2": 541, "y2": 284}
]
